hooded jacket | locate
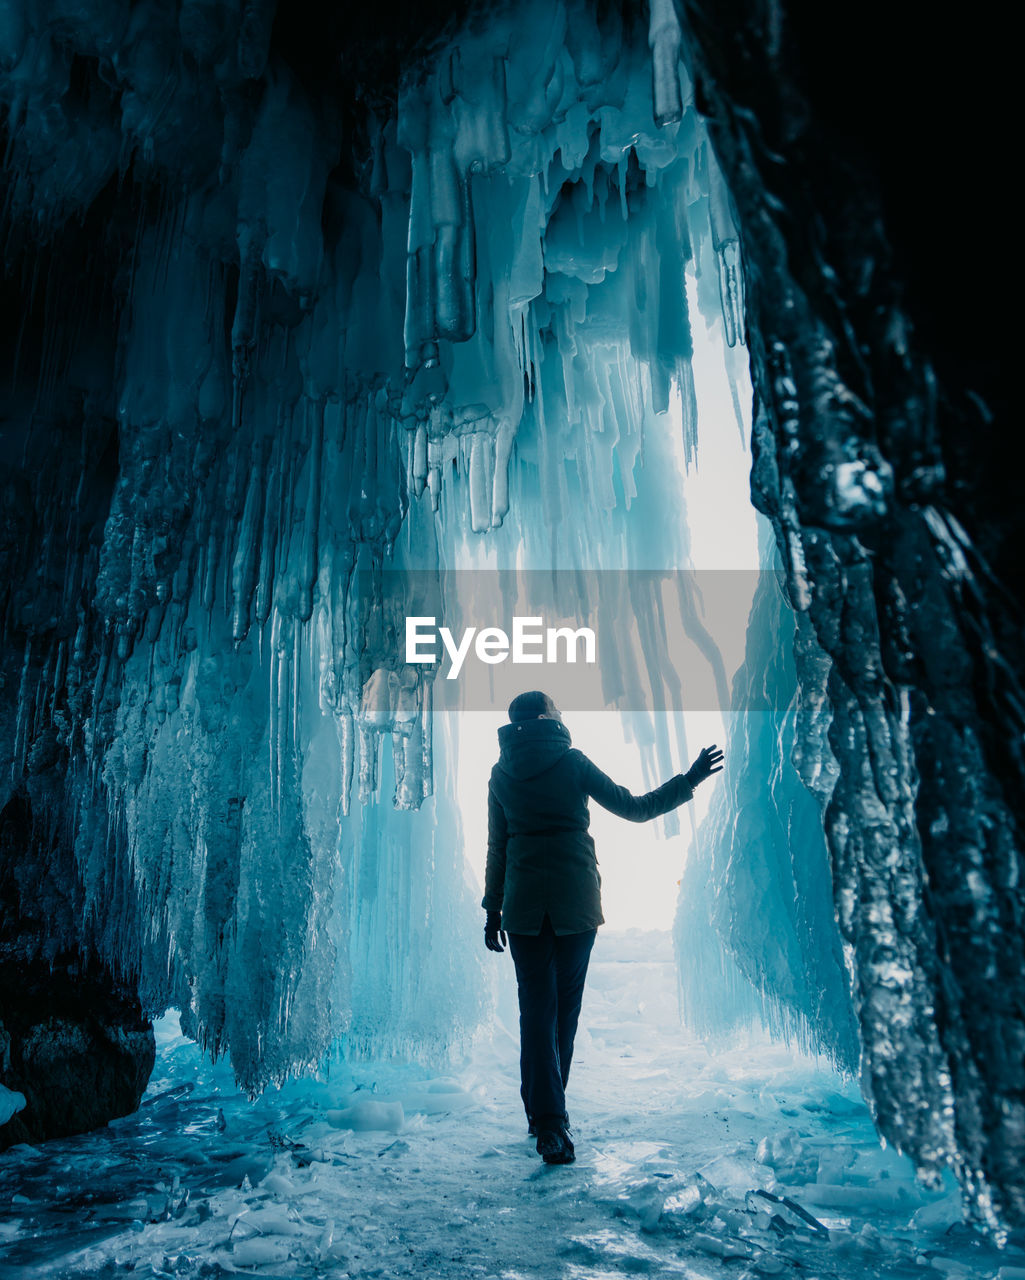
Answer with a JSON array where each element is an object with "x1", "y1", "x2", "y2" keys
[{"x1": 483, "y1": 718, "x2": 694, "y2": 934}]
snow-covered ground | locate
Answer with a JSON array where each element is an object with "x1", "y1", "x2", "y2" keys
[{"x1": 1, "y1": 932, "x2": 1018, "y2": 1279}]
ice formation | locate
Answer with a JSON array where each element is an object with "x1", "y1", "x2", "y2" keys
[
  {"x1": 675, "y1": 533, "x2": 860, "y2": 1075},
  {"x1": 0, "y1": 0, "x2": 747, "y2": 1095},
  {"x1": 0, "y1": 0, "x2": 1019, "y2": 1236}
]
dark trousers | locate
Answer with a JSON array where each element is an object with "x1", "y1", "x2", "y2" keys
[{"x1": 508, "y1": 916, "x2": 597, "y2": 1128}]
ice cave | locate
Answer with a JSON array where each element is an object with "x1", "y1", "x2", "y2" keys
[{"x1": 0, "y1": 0, "x2": 1019, "y2": 1276}]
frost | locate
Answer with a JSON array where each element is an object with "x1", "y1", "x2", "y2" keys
[{"x1": 0, "y1": 945, "x2": 997, "y2": 1279}]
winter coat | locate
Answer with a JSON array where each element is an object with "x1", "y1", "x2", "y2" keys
[{"x1": 482, "y1": 717, "x2": 694, "y2": 934}]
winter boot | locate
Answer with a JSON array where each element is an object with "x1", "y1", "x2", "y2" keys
[{"x1": 535, "y1": 1122, "x2": 575, "y2": 1165}]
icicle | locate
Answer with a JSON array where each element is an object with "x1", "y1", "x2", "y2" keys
[
  {"x1": 292, "y1": 615, "x2": 303, "y2": 761},
  {"x1": 392, "y1": 730, "x2": 412, "y2": 809},
  {"x1": 468, "y1": 431, "x2": 493, "y2": 532},
  {"x1": 491, "y1": 417, "x2": 515, "y2": 527},
  {"x1": 677, "y1": 357, "x2": 698, "y2": 468},
  {"x1": 359, "y1": 667, "x2": 391, "y2": 729},
  {"x1": 648, "y1": 0, "x2": 683, "y2": 127},
  {"x1": 617, "y1": 156, "x2": 629, "y2": 221},
  {"x1": 708, "y1": 157, "x2": 746, "y2": 347},
  {"x1": 338, "y1": 709, "x2": 354, "y2": 817},
  {"x1": 268, "y1": 609, "x2": 280, "y2": 810},
  {"x1": 256, "y1": 412, "x2": 288, "y2": 624},
  {"x1": 427, "y1": 436, "x2": 444, "y2": 512},
  {"x1": 402, "y1": 78, "x2": 437, "y2": 371},
  {"x1": 484, "y1": 55, "x2": 512, "y2": 168},
  {"x1": 728, "y1": 360, "x2": 747, "y2": 442},
  {"x1": 357, "y1": 725, "x2": 379, "y2": 804},
  {"x1": 430, "y1": 135, "x2": 476, "y2": 344},
  {"x1": 717, "y1": 239, "x2": 745, "y2": 348},
  {"x1": 298, "y1": 398, "x2": 324, "y2": 622},
  {"x1": 231, "y1": 226, "x2": 264, "y2": 425},
  {"x1": 412, "y1": 422, "x2": 428, "y2": 496},
  {"x1": 12, "y1": 639, "x2": 33, "y2": 775},
  {"x1": 420, "y1": 679, "x2": 434, "y2": 801},
  {"x1": 275, "y1": 617, "x2": 291, "y2": 813},
  {"x1": 230, "y1": 443, "x2": 265, "y2": 641},
  {"x1": 152, "y1": 678, "x2": 167, "y2": 724},
  {"x1": 201, "y1": 530, "x2": 220, "y2": 612}
]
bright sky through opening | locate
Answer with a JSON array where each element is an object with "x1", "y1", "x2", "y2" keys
[{"x1": 456, "y1": 283, "x2": 765, "y2": 931}]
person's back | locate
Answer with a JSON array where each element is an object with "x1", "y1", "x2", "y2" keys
[
  {"x1": 482, "y1": 690, "x2": 723, "y2": 1166},
  {"x1": 486, "y1": 714, "x2": 701, "y2": 935}
]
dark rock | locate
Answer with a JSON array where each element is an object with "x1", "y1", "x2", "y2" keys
[
  {"x1": 0, "y1": 994, "x2": 155, "y2": 1151},
  {"x1": 684, "y1": 0, "x2": 1022, "y2": 1230},
  {"x1": 0, "y1": 794, "x2": 154, "y2": 1149}
]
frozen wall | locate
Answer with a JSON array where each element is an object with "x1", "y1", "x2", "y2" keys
[
  {"x1": 675, "y1": 529, "x2": 859, "y2": 1073},
  {"x1": 680, "y1": 0, "x2": 1023, "y2": 1234},
  {"x1": 0, "y1": 0, "x2": 750, "y2": 1100}
]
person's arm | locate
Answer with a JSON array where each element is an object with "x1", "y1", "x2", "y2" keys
[
  {"x1": 577, "y1": 744, "x2": 723, "y2": 822},
  {"x1": 482, "y1": 777, "x2": 509, "y2": 951}
]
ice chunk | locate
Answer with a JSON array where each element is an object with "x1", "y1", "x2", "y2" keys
[
  {"x1": 231, "y1": 1237, "x2": 294, "y2": 1267},
  {"x1": 396, "y1": 1079, "x2": 476, "y2": 1115},
  {"x1": 692, "y1": 1232, "x2": 753, "y2": 1259},
  {"x1": 749, "y1": 1189, "x2": 830, "y2": 1239},
  {"x1": 260, "y1": 1171, "x2": 298, "y2": 1199},
  {"x1": 912, "y1": 1191, "x2": 964, "y2": 1231},
  {"x1": 325, "y1": 1098, "x2": 405, "y2": 1133}
]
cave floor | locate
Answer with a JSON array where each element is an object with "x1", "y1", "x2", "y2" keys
[{"x1": 0, "y1": 932, "x2": 1016, "y2": 1279}]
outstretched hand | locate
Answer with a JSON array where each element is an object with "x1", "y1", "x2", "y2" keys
[
  {"x1": 686, "y1": 744, "x2": 724, "y2": 786},
  {"x1": 485, "y1": 912, "x2": 507, "y2": 953}
]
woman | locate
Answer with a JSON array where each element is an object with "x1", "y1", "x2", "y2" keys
[{"x1": 483, "y1": 690, "x2": 723, "y2": 1164}]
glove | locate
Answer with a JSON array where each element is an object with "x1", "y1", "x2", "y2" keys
[
  {"x1": 485, "y1": 911, "x2": 507, "y2": 953},
  {"x1": 685, "y1": 744, "x2": 724, "y2": 787}
]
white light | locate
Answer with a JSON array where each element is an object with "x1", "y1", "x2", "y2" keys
[{"x1": 454, "y1": 278, "x2": 766, "y2": 932}]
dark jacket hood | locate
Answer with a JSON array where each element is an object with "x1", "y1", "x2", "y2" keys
[{"x1": 496, "y1": 717, "x2": 573, "y2": 781}]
